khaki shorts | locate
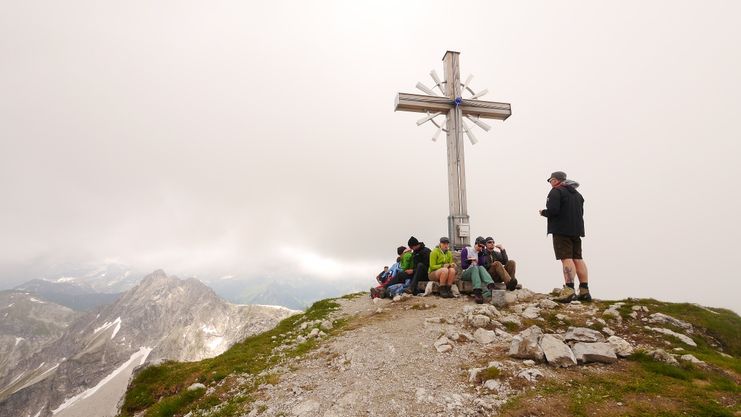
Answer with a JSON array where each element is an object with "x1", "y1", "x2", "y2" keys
[
  {"x1": 552, "y1": 235, "x2": 583, "y2": 260},
  {"x1": 428, "y1": 268, "x2": 446, "y2": 282}
]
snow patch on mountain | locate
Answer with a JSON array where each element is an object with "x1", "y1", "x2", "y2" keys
[
  {"x1": 207, "y1": 337, "x2": 225, "y2": 352},
  {"x1": 93, "y1": 317, "x2": 122, "y2": 339},
  {"x1": 201, "y1": 324, "x2": 218, "y2": 335},
  {"x1": 51, "y1": 347, "x2": 151, "y2": 415}
]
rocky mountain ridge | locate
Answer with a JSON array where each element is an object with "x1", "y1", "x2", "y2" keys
[
  {"x1": 119, "y1": 288, "x2": 740, "y2": 417},
  {"x1": 0, "y1": 270, "x2": 298, "y2": 417},
  {"x1": 13, "y1": 279, "x2": 122, "y2": 311},
  {"x1": 0, "y1": 291, "x2": 81, "y2": 381}
]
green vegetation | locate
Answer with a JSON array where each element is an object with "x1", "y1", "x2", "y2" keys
[
  {"x1": 477, "y1": 366, "x2": 501, "y2": 382},
  {"x1": 500, "y1": 299, "x2": 740, "y2": 417},
  {"x1": 340, "y1": 292, "x2": 365, "y2": 300},
  {"x1": 119, "y1": 298, "x2": 342, "y2": 417},
  {"x1": 503, "y1": 355, "x2": 738, "y2": 417},
  {"x1": 651, "y1": 301, "x2": 741, "y2": 357}
]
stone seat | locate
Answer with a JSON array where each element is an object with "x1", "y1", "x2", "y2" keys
[{"x1": 416, "y1": 279, "x2": 474, "y2": 294}]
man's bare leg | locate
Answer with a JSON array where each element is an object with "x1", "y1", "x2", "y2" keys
[
  {"x1": 574, "y1": 259, "x2": 588, "y2": 283},
  {"x1": 561, "y1": 259, "x2": 576, "y2": 284},
  {"x1": 554, "y1": 259, "x2": 577, "y2": 303},
  {"x1": 574, "y1": 259, "x2": 591, "y2": 301}
]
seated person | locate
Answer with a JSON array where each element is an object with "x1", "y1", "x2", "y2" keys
[
  {"x1": 376, "y1": 266, "x2": 391, "y2": 285},
  {"x1": 370, "y1": 247, "x2": 406, "y2": 299},
  {"x1": 406, "y1": 236, "x2": 431, "y2": 295},
  {"x1": 460, "y1": 236, "x2": 496, "y2": 304},
  {"x1": 428, "y1": 237, "x2": 456, "y2": 298},
  {"x1": 483, "y1": 236, "x2": 518, "y2": 291}
]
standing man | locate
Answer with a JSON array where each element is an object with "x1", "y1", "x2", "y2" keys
[{"x1": 540, "y1": 171, "x2": 591, "y2": 302}]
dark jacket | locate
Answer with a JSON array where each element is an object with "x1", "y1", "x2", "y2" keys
[
  {"x1": 541, "y1": 181, "x2": 585, "y2": 237},
  {"x1": 412, "y1": 243, "x2": 431, "y2": 269},
  {"x1": 484, "y1": 249, "x2": 509, "y2": 269},
  {"x1": 460, "y1": 246, "x2": 487, "y2": 270}
]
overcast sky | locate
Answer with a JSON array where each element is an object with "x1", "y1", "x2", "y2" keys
[{"x1": 1, "y1": 1, "x2": 739, "y2": 311}]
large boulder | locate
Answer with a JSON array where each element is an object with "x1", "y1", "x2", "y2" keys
[
  {"x1": 564, "y1": 327, "x2": 606, "y2": 343},
  {"x1": 648, "y1": 348, "x2": 679, "y2": 365},
  {"x1": 538, "y1": 299, "x2": 559, "y2": 309},
  {"x1": 474, "y1": 328, "x2": 498, "y2": 345},
  {"x1": 607, "y1": 336, "x2": 634, "y2": 357},
  {"x1": 521, "y1": 306, "x2": 541, "y2": 320},
  {"x1": 648, "y1": 313, "x2": 693, "y2": 331},
  {"x1": 572, "y1": 342, "x2": 618, "y2": 364},
  {"x1": 646, "y1": 326, "x2": 697, "y2": 347},
  {"x1": 540, "y1": 334, "x2": 577, "y2": 367},
  {"x1": 490, "y1": 290, "x2": 517, "y2": 307},
  {"x1": 508, "y1": 326, "x2": 544, "y2": 361},
  {"x1": 469, "y1": 314, "x2": 491, "y2": 328}
]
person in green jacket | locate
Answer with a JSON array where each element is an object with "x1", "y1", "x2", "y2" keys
[
  {"x1": 394, "y1": 245, "x2": 414, "y2": 290},
  {"x1": 429, "y1": 237, "x2": 457, "y2": 298}
]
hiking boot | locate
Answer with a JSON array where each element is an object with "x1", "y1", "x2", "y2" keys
[
  {"x1": 440, "y1": 285, "x2": 453, "y2": 299},
  {"x1": 370, "y1": 287, "x2": 381, "y2": 299},
  {"x1": 486, "y1": 283, "x2": 497, "y2": 292},
  {"x1": 577, "y1": 287, "x2": 592, "y2": 302},
  {"x1": 553, "y1": 286, "x2": 576, "y2": 303},
  {"x1": 473, "y1": 289, "x2": 484, "y2": 304},
  {"x1": 506, "y1": 277, "x2": 519, "y2": 292}
]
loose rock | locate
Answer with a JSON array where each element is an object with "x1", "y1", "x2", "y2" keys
[
  {"x1": 483, "y1": 379, "x2": 502, "y2": 391},
  {"x1": 509, "y1": 326, "x2": 544, "y2": 361},
  {"x1": 474, "y1": 328, "x2": 497, "y2": 345},
  {"x1": 564, "y1": 327, "x2": 606, "y2": 343},
  {"x1": 648, "y1": 348, "x2": 679, "y2": 365},
  {"x1": 540, "y1": 334, "x2": 577, "y2": 367},
  {"x1": 499, "y1": 315, "x2": 522, "y2": 327},
  {"x1": 521, "y1": 306, "x2": 541, "y2": 320},
  {"x1": 572, "y1": 342, "x2": 618, "y2": 364},
  {"x1": 680, "y1": 354, "x2": 705, "y2": 365},
  {"x1": 607, "y1": 336, "x2": 634, "y2": 357},
  {"x1": 517, "y1": 368, "x2": 544, "y2": 382},
  {"x1": 602, "y1": 309, "x2": 622, "y2": 322},
  {"x1": 470, "y1": 314, "x2": 491, "y2": 328},
  {"x1": 539, "y1": 299, "x2": 559, "y2": 309},
  {"x1": 646, "y1": 326, "x2": 697, "y2": 347},
  {"x1": 436, "y1": 344, "x2": 453, "y2": 353}
]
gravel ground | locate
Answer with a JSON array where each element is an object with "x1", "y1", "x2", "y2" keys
[{"x1": 250, "y1": 292, "x2": 544, "y2": 417}]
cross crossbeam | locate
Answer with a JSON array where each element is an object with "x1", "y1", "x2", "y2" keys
[
  {"x1": 395, "y1": 93, "x2": 511, "y2": 120},
  {"x1": 394, "y1": 51, "x2": 512, "y2": 249}
]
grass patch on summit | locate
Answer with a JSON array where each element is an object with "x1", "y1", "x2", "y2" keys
[
  {"x1": 500, "y1": 299, "x2": 740, "y2": 417},
  {"x1": 501, "y1": 357, "x2": 738, "y2": 417}
]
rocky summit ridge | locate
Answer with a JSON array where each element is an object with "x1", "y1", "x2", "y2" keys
[{"x1": 118, "y1": 287, "x2": 740, "y2": 417}]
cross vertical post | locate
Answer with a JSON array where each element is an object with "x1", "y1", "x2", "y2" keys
[{"x1": 442, "y1": 51, "x2": 470, "y2": 249}]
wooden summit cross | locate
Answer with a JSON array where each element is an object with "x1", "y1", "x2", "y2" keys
[{"x1": 394, "y1": 51, "x2": 511, "y2": 249}]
